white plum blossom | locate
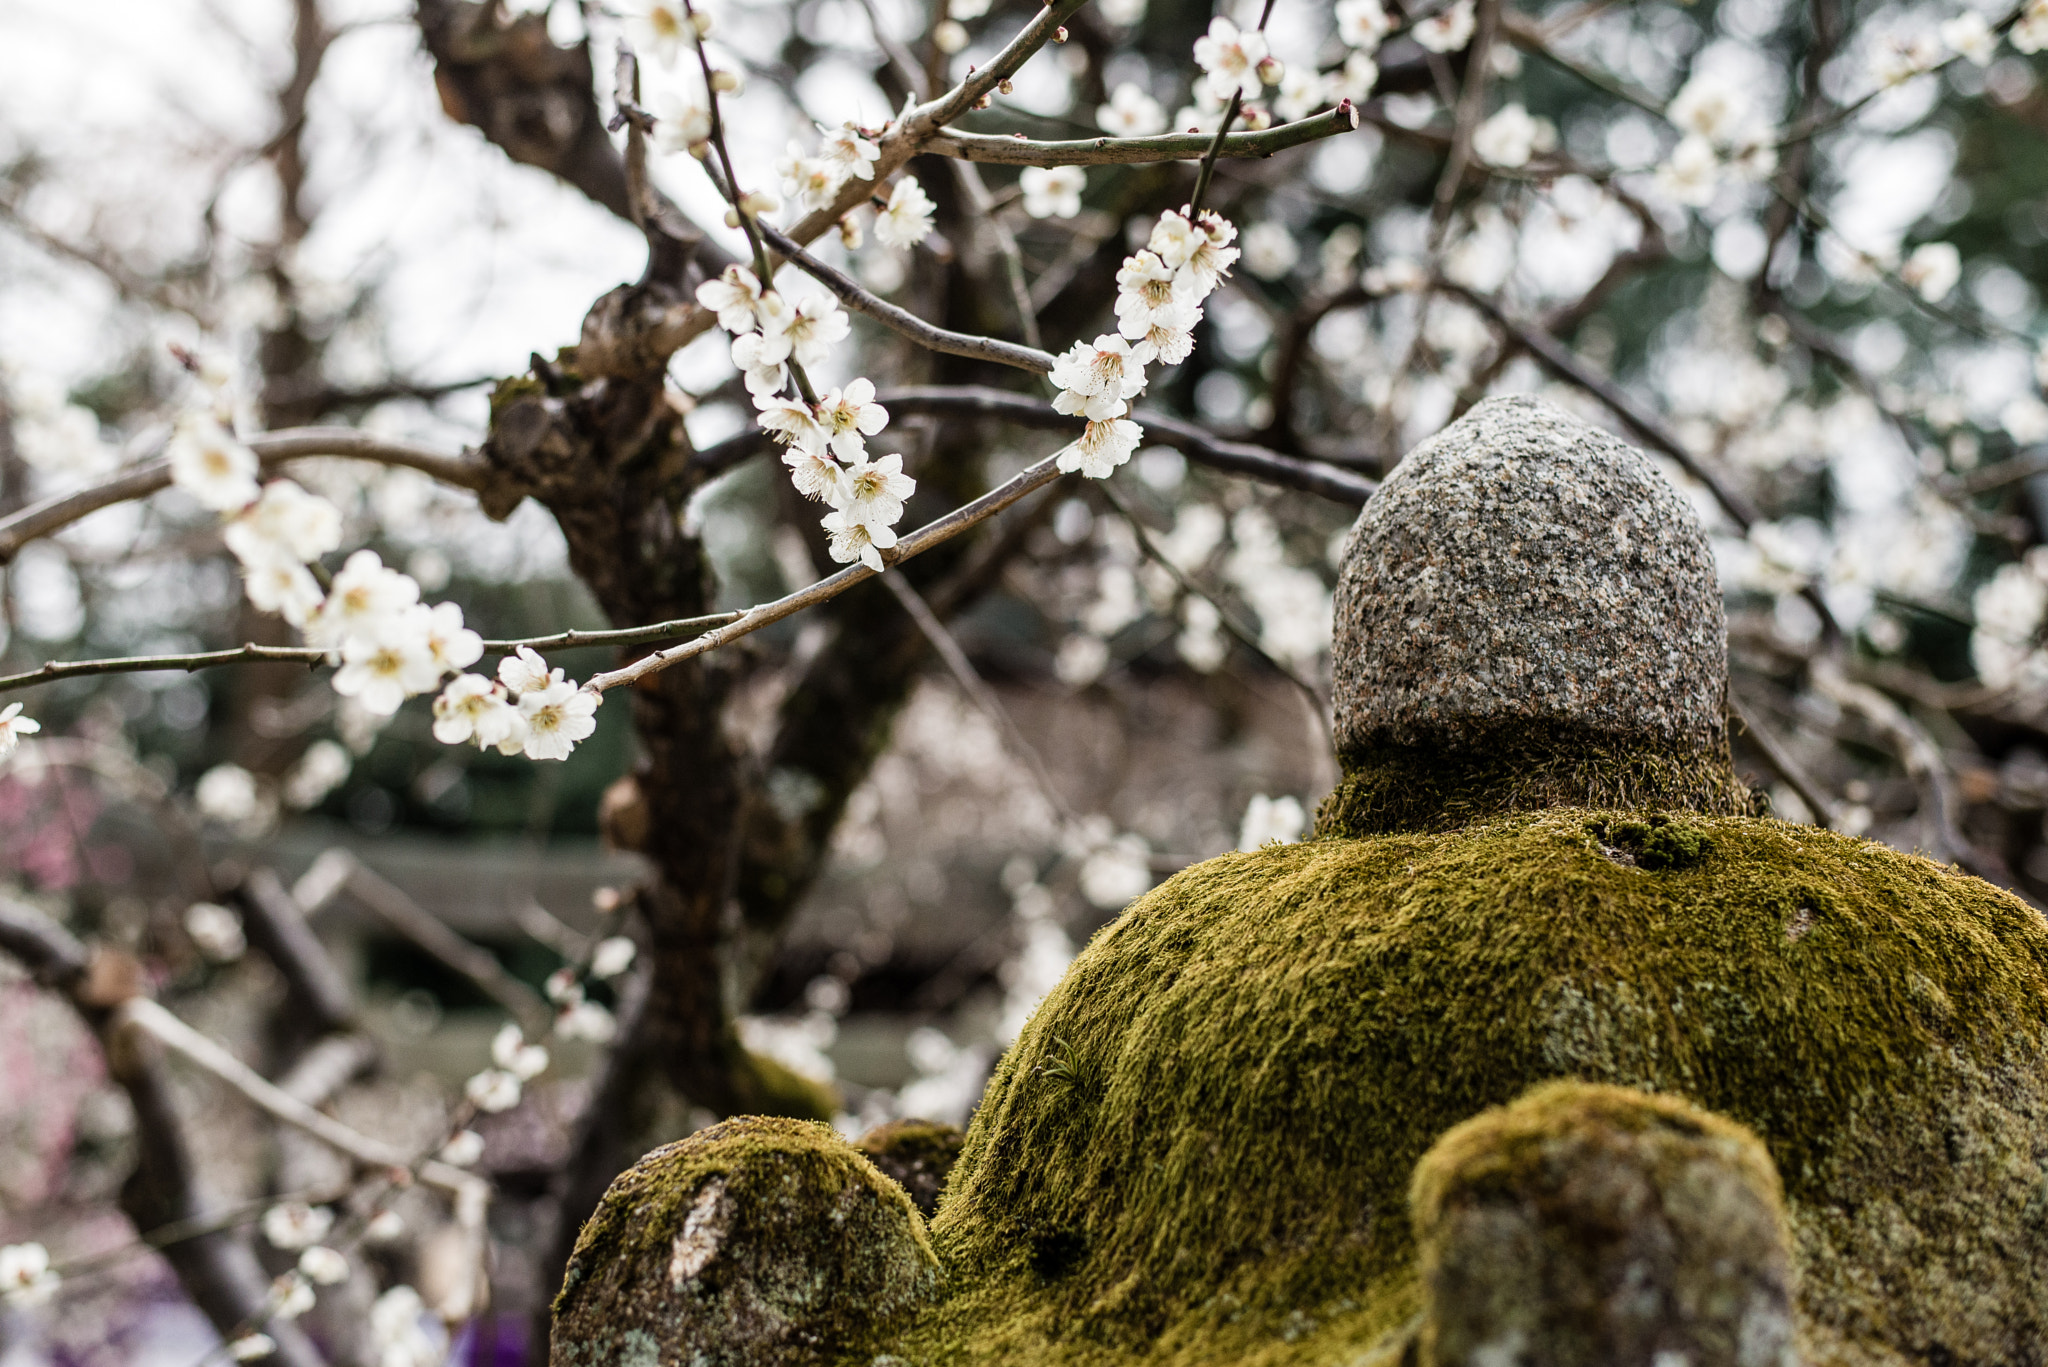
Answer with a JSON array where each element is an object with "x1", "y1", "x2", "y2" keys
[
  {"x1": 224, "y1": 480, "x2": 342, "y2": 567},
  {"x1": 1872, "y1": 31, "x2": 1942, "y2": 86},
  {"x1": 835, "y1": 453, "x2": 916, "y2": 529},
  {"x1": 365, "y1": 1211, "x2": 406, "y2": 1242},
  {"x1": 273, "y1": 1275, "x2": 316, "y2": 1322},
  {"x1": 1020, "y1": 165, "x2": 1086, "y2": 219},
  {"x1": 421, "y1": 601, "x2": 484, "y2": 674},
  {"x1": 297, "y1": 1247, "x2": 349, "y2": 1286},
  {"x1": 873, "y1": 176, "x2": 936, "y2": 249},
  {"x1": 1135, "y1": 301, "x2": 1201, "y2": 365},
  {"x1": 1472, "y1": 103, "x2": 1539, "y2": 168},
  {"x1": 1114, "y1": 251, "x2": 1191, "y2": 335},
  {"x1": 2017, "y1": 0, "x2": 2048, "y2": 53},
  {"x1": 785, "y1": 446, "x2": 847, "y2": 502},
  {"x1": 590, "y1": 936, "x2": 638, "y2": 978},
  {"x1": 438, "y1": 1131, "x2": 486, "y2": 1166},
  {"x1": 1669, "y1": 72, "x2": 1766, "y2": 149},
  {"x1": 491, "y1": 1022, "x2": 550, "y2": 1080},
  {"x1": 465, "y1": 1067, "x2": 522, "y2": 1112},
  {"x1": 1051, "y1": 334, "x2": 1151, "y2": 405},
  {"x1": 520, "y1": 680, "x2": 601, "y2": 760},
  {"x1": 306, "y1": 551, "x2": 420, "y2": 654},
  {"x1": 1055, "y1": 417, "x2": 1144, "y2": 479},
  {"x1": 650, "y1": 83, "x2": 712, "y2": 156},
  {"x1": 821, "y1": 506, "x2": 898, "y2": 571},
  {"x1": 1, "y1": 1243, "x2": 58, "y2": 1309},
  {"x1": 1097, "y1": 83, "x2": 1167, "y2": 136},
  {"x1": 759, "y1": 396, "x2": 829, "y2": 455},
  {"x1": 184, "y1": 902, "x2": 246, "y2": 962},
  {"x1": 227, "y1": 1334, "x2": 276, "y2": 1361},
  {"x1": 372, "y1": 1285, "x2": 447, "y2": 1367},
  {"x1": 1413, "y1": 0, "x2": 1476, "y2": 53},
  {"x1": 1335, "y1": 0, "x2": 1393, "y2": 51},
  {"x1": 333, "y1": 615, "x2": 442, "y2": 715},
  {"x1": 1900, "y1": 242, "x2": 1961, "y2": 302},
  {"x1": 0, "y1": 703, "x2": 41, "y2": 759},
  {"x1": 779, "y1": 294, "x2": 852, "y2": 367},
  {"x1": 1329, "y1": 50, "x2": 1380, "y2": 105},
  {"x1": 261, "y1": 1203, "x2": 334, "y2": 1251},
  {"x1": 1273, "y1": 66, "x2": 1328, "y2": 122},
  {"x1": 625, "y1": 0, "x2": 694, "y2": 67},
  {"x1": 1940, "y1": 11, "x2": 1998, "y2": 65},
  {"x1": 433, "y1": 674, "x2": 526, "y2": 750},
  {"x1": 1149, "y1": 209, "x2": 1239, "y2": 296},
  {"x1": 731, "y1": 330, "x2": 791, "y2": 398},
  {"x1": 819, "y1": 124, "x2": 881, "y2": 182},
  {"x1": 243, "y1": 559, "x2": 325, "y2": 627},
  {"x1": 1655, "y1": 134, "x2": 1722, "y2": 207},
  {"x1": 559, "y1": 999, "x2": 619, "y2": 1041},
  {"x1": 1241, "y1": 221, "x2": 1300, "y2": 280},
  {"x1": 498, "y1": 645, "x2": 558, "y2": 695},
  {"x1": 815, "y1": 380, "x2": 890, "y2": 458},
  {"x1": 168, "y1": 412, "x2": 261, "y2": 511},
  {"x1": 778, "y1": 142, "x2": 844, "y2": 212},
  {"x1": 695, "y1": 266, "x2": 764, "y2": 333},
  {"x1": 1192, "y1": 16, "x2": 1270, "y2": 101}
]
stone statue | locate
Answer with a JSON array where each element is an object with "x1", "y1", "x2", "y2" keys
[{"x1": 549, "y1": 397, "x2": 2048, "y2": 1367}]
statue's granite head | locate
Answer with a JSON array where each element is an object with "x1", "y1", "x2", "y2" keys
[{"x1": 1320, "y1": 395, "x2": 1754, "y2": 835}]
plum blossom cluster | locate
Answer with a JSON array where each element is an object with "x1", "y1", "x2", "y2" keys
[
  {"x1": 242, "y1": 1203, "x2": 440, "y2": 1365},
  {"x1": 158, "y1": 374, "x2": 606, "y2": 763},
  {"x1": 1, "y1": 1242, "x2": 58, "y2": 1309},
  {"x1": 1046, "y1": 207, "x2": 1240, "y2": 479},
  {"x1": 696, "y1": 266, "x2": 918, "y2": 570},
  {"x1": 1653, "y1": 71, "x2": 1778, "y2": 208},
  {"x1": 432, "y1": 645, "x2": 601, "y2": 763}
]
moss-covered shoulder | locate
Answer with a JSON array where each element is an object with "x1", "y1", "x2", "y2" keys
[{"x1": 881, "y1": 813, "x2": 2048, "y2": 1367}]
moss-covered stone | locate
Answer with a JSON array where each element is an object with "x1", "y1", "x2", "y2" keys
[
  {"x1": 1315, "y1": 724, "x2": 1756, "y2": 838},
  {"x1": 881, "y1": 812, "x2": 2048, "y2": 1367},
  {"x1": 551, "y1": 1116, "x2": 940, "y2": 1367},
  {"x1": 859, "y1": 1120, "x2": 966, "y2": 1219},
  {"x1": 1411, "y1": 1080, "x2": 1795, "y2": 1367}
]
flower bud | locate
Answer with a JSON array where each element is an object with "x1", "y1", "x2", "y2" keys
[
  {"x1": 709, "y1": 67, "x2": 742, "y2": 93},
  {"x1": 1053, "y1": 24, "x2": 1068, "y2": 41},
  {"x1": 1255, "y1": 55, "x2": 1284, "y2": 86}
]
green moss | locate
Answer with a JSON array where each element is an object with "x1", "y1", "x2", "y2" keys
[
  {"x1": 859, "y1": 1120, "x2": 967, "y2": 1219},
  {"x1": 1315, "y1": 725, "x2": 1756, "y2": 838},
  {"x1": 880, "y1": 812, "x2": 2048, "y2": 1367},
  {"x1": 554, "y1": 1116, "x2": 940, "y2": 1367}
]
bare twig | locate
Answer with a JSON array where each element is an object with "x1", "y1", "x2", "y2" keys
[
  {"x1": 749, "y1": 217, "x2": 1058, "y2": 373},
  {"x1": 1727, "y1": 692, "x2": 1839, "y2": 828},
  {"x1": 0, "y1": 427, "x2": 489, "y2": 567},
  {"x1": 924, "y1": 105, "x2": 1361, "y2": 166},
  {"x1": 328, "y1": 856, "x2": 552, "y2": 1033},
  {"x1": 591, "y1": 447, "x2": 1073, "y2": 692},
  {"x1": 0, "y1": 612, "x2": 740, "y2": 696},
  {"x1": 881, "y1": 570, "x2": 1073, "y2": 822},
  {"x1": 119, "y1": 998, "x2": 485, "y2": 1198}
]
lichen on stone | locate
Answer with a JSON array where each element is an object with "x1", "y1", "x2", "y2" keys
[
  {"x1": 551, "y1": 1116, "x2": 940, "y2": 1367},
  {"x1": 1412, "y1": 1080, "x2": 1796, "y2": 1367}
]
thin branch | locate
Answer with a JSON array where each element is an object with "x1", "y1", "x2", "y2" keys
[
  {"x1": 330, "y1": 856, "x2": 553, "y2": 1033},
  {"x1": 590, "y1": 448, "x2": 1073, "y2": 693},
  {"x1": 0, "y1": 427, "x2": 489, "y2": 567},
  {"x1": 1442, "y1": 283, "x2": 1761, "y2": 527},
  {"x1": 0, "y1": 613, "x2": 740, "y2": 696},
  {"x1": 118, "y1": 998, "x2": 485, "y2": 1198},
  {"x1": 879, "y1": 385, "x2": 1380, "y2": 503},
  {"x1": 881, "y1": 571, "x2": 1073, "y2": 822},
  {"x1": 749, "y1": 216, "x2": 1058, "y2": 373},
  {"x1": 1727, "y1": 692, "x2": 1839, "y2": 828},
  {"x1": 926, "y1": 104, "x2": 1361, "y2": 165},
  {"x1": 1097, "y1": 482, "x2": 1332, "y2": 749}
]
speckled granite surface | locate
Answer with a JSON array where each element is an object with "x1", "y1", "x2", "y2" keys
[{"x1": 1332, "y1": 395, "x2": 1728, "y2": 756}]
